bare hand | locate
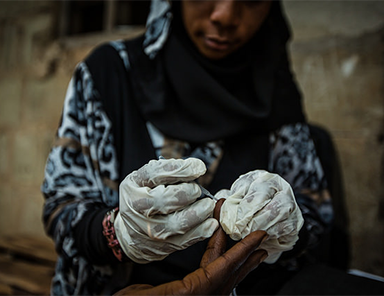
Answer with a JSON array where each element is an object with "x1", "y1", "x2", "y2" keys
[{"x1": 114, "y1": 199, "x2": 268, "y2": 296}]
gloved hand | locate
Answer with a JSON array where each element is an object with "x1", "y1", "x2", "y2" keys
[
  {"x1": 216, "y1": 170, "x2": 304, "y2": 263},
  {"x1": 113, "y1": 199, "x2": 268, "y2": 296},
  {"x1": 114, "y1": 157, "x2": 219, "y2": 264}
]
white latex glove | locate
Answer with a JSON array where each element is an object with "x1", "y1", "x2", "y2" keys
[
  {"x1": 114, "y1": 157, "x2": 219, "y2": 264},
  {"x1": 216, "y1": 170, "x2": 304, "y2": 264}
]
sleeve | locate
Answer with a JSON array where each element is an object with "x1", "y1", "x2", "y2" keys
[
  {"x1": 41, "y1": 61, "x2": 120, "y2": 294},
  {"x1": 269, "y1": 123, "x2": 334, "y2": 252}
]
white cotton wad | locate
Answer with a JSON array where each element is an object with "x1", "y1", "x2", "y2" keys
[{"x1": 218, "y1": 170, "x2": 304, "y2": 264}]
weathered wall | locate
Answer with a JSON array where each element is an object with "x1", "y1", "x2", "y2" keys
[
  {"x1": 0, "y1": 1, "x2": 143, "y2": 242},
  {"x1": 0, "y1": 0, "x2": 383, "y2": 277},
  {"x1": 0, "y1": 1, "x2": 62, "y2": 246},
  {"x1": 284, "y1": 0, "x2": 384, "y2": 276}
]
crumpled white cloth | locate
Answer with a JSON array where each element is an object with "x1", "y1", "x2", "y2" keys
[
  {"x1": 114, "y1": 157, "x2": 218, "y2": 264},
  {"x1": 216, "y1": 170, "x2": 304, "y2": 263}
]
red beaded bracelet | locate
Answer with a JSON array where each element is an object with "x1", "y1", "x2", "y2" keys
[{"x1": 102, "y1": 207, "x2": 129, "y2": 262}]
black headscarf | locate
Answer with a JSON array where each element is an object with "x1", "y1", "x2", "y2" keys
[
  {"x1": 134, "y1": 0, "x2": 305, "y2": 144},
  {"x1": 95, "y1": 0, "x2": 307, "y2": 192}
]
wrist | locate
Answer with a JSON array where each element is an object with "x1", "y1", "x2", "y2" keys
[{"x1": 102, "y1": 207, "x2": 130, "y2": 262}]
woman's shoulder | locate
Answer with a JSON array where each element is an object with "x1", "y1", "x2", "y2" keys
[{"x1": 84, "y1": 35, "x2": 145, "y2": 73}]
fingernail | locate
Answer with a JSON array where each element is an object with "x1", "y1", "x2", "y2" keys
[{"x1": 261, "y1": 234, "x2": 269, "y2": 244}]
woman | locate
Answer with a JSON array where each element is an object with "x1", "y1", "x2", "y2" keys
[{"x1": 42, "y1": 0, "x2": 332, "y2": 295}]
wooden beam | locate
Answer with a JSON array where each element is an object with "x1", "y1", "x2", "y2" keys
[
  {"x1": 104, "y1": 0, "x2": 117, "y2": 33},
  {"x1": 58, "y1": 0, "x2": 70, "y2": 37},
  {"x1": 0, "y1": 235, "x2": 56, "y2": 266},
  {"x1": 0, "y1": 254, "x2": 54, "y2": 295}
]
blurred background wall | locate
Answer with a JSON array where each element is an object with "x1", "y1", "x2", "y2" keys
[{"x1": 0, "y1": 0, "x2": 383, "y2": 280}]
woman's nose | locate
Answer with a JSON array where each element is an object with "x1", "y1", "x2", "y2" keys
[{"x1": 210, "y1": 0, "x2": 240, "y2": 29}]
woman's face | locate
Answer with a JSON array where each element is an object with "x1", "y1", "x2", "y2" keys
[{"x1": 181, "y1": 0, "x2": 272, "y2": 60}]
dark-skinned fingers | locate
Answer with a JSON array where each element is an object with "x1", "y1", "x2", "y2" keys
[
  {"x1": 113, "y1": 284, "x2": 155, "y2": 295},
  {"x1": 203, "y1": 230, "x2": 268, "y2": 293},
  {"x1": 162, "y1": 271, "x2": 221, "y2": 296},
  {"x1": 213, "y1": 198, "x2": 225, "y2": 220},
  {"x1": 218, "y1": 232, "x2": 269, "y2": 294},
  {"x1": 200, "y1": 199, "x2": 226, "y2": 268},
  {"x1": 200, "y1": 225, "x2": 227, "y2": 268},
  {"x1": 199, "y1": 231, "x2": 267, "y2": 291},
  {"x1": 218, "y1": 230, "x2": 268, "y2": 270},
  {"x1": 216, "y1": 248, "x2": 268, "y2": 295},
  {"x1": 235, "y1": 249, "x2": 268, "y2": 285},
  {"x1": 216, "y1": 271, "x2": 240, "y2": 296},
  {"x1": 115, "y1": 275, "x2": 206, "y2": 296}
]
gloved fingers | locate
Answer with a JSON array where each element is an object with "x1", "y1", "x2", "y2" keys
[
  {"x1": 115, "y1": 198, "x2": 218, "y2": 264},
  {"x1": 242, "y1": 173, "x2": 289, "y2": 208},
  {"x1": 213, "y1": 189, "x2": 232, "y2": 200},
  {"x1": 219, "y1": 170, "x2": 304, "y2": 264},
  {"x1": 229, "y1": 170, "x2": 261, "y2": 193},
  {"x1": 153, "y1": 198, "x2": 216, "y2": 239},
  {"x1": 157, "y1": 182, "x2": 202, "y2": 213},
  {"x1": 129, "y1": 158, "x2": 206, "y2": 188},
  {"x1": 119, "y1": 198, "x2": 216, "y2": 240},
  {"x1": 124, "y1": 182, "x2": 202, "y2": 216},
  {"x1": 200, "y1": 199, "x2": 226, "y2": 268},
  {"x1": 228, "y1": 170, "x2": 280, "y2": 199},
  {"x1": 234, "y1": 181, "x2": 276, "y2": 224},
  {"x1": 235, "y1": 173, "x2": 279, "y2": 207},
  {"x1": 219, "y1": 180, "x2": 274, "y2": 240},
  {"x1": 242, "y1": 191, "x2": 300, "y2": 240},
  {"x1": 220, "y1": 173, "x2": 282, "y2": 240},
  {"x1": 115, "y1": 216, "x2": 218, "y2": 264},
  {"x1": 164, "y1": 214, "x2": 219, "y2": 243}
]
